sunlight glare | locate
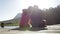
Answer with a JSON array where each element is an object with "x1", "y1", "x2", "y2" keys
[{"x1": 20, "y1": 0, "x2": 54, "y2": 9}]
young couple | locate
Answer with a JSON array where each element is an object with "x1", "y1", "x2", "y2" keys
[{"x1": 20, "y1": 6, "x2": 46, "y2": 29}]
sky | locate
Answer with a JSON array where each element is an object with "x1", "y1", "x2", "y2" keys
[{"x1": 0, "y1": 0, "x2": 60, "y2": 21}]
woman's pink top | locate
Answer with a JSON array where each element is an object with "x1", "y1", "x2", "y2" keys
[{"x1": 20, "y1": 12, "x2": 30, "y2": 27}]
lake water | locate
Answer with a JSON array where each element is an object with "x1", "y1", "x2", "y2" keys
[{"x1": 0, "y1": 26, "x2": 19, "y2": 29}]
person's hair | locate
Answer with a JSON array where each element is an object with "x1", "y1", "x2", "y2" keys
[
  {"x1": 33, "y1": 5, "x2": 38, "y2": 8},
  {"x1": 22, "y1": 9, "x2": 28, "y2": 13},
  {"x1": 28, "y1": 6, "x2": 32, "y2": 9},
  {"x1": 22, "y1": 9, "x2": 30, "y2": 15}
]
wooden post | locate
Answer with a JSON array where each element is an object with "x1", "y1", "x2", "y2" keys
[{"x1": 1, "y1": 23, "x2": 4, "y2": 28}]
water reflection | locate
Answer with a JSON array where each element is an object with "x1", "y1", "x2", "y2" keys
[{"x1": 0, "y1": 26, "x2": 19, "y2": 29}]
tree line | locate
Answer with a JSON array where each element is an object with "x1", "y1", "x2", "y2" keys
[{"x1": 43, "y1": 5, "x2": 60, "y2": 25}]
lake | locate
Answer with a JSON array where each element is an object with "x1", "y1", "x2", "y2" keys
[{"x1": 0, "y1": 26, "x2": 19, "y2": 29}]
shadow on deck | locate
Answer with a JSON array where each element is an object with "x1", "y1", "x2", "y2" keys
[{"x1": 11, "y1": 27, "x2": 47, "y2": 31}]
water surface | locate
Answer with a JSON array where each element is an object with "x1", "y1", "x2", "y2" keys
[{"x1": 0, "y1": 26, "x2": 19, "y2": 29}]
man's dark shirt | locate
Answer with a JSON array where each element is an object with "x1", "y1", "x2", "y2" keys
[{"x1": 31, "y1": 8, "x2": 44, "y2": 27}]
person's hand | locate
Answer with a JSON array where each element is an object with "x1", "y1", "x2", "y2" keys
[{"x1": 43, "y1": 20, "x2": 46, "y2": 22}]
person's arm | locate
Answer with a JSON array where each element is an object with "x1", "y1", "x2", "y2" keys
[
  {"x1": 42, "y1": 19, "x2": 47, "y2": 25},
  {"x1": 28, "y1": 19, "x2": 32, "y2": 28}
]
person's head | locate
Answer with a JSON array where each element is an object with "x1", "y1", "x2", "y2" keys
[
  {"x1": 28, "y1": 6, "x2": 34, "y2": 14},
  {"x1": 33, "y1": 5, "x2": 38, "y2": 9},
  {"x1": 28, "y1": 6, "x2": 32, "y2": 10},
  {"x1": 23, "y1": 9, "x2": 28, "y2": 13},
  {"x1": 22, "y1": 9, "x2": 31, "y2": 14}
]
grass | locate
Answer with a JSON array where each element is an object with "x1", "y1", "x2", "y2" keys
[{"x1": 20, "y1": 27, "x2": 30, "y2": 30}]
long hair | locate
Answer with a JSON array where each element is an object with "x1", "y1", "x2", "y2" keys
[{"x1": 22, "y1": 9, "x2": 28, "y2": 15}]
